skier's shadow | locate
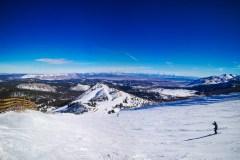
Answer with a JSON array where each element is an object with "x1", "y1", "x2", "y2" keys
[{"x1": 184, "y1": 133, "x2": 215, "y2": 141}]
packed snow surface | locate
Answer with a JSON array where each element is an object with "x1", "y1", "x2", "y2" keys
[
  {"x1": 189, "y1": 74, "x2": 239, "y2": 86},
  {"x1": 150, "y1": 88, "x2": 196, "y2": 98},
  {"x1": 21, "y1": 73, "x2": 79, "y2": 80},
  {"x1": 70, "y1": 84, "x2": 90, "y2": 91},
  {"x1": 0, "y1": 94, "x2": 240, "y2": 160},
  {"x1": 16, "y1": 83, "x2": 56, "y2": 92}
]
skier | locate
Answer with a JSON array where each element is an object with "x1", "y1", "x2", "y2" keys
[{"x1": 212, "y1": 121, "x2": 218, "y2": 134}]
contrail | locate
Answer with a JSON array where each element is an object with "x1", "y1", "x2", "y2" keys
[{"x1": 123, "y1": 51, "x2": 138, "y2": 62}]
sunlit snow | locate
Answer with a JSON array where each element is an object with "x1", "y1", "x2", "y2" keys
[{"x1": 0, "y1": 94, "x2": 240, "y2": 160}]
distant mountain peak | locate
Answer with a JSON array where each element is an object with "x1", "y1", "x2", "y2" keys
[
  {"x1": 59, "y1": 83, "x2": 153, "y2": 114},
  {"x1": 188, "y1": 74, "x2": 239, "y2": 86}
]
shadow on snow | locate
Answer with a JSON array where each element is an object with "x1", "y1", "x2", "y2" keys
[{"x1": 184, "y1": 133, "x2": 216, "y2": 141}]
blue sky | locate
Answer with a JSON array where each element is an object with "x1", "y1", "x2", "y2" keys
[{"x1": 0, "y1": 0, "x2": 240, "y2": 77}]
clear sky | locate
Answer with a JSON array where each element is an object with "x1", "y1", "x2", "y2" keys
[{"x1": 0, "y1": 0, "x2": 240, "y2": 77}]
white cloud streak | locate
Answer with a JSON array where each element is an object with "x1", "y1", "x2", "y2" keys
[
  {"x1": 123, "y1": 51, "x2": 138, "y2": 62},
  {"x1": 36, "y1": 58, "x2": 70, "y2": 65}
]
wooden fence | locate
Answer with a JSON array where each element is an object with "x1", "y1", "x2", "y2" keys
[{"x1": 0, "y1": 98, "x2": 38, "y2": 113}]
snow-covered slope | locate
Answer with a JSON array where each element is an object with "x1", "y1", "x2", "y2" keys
[
  {"x1": 0, "y1": 94, "x2": 240, "y2": 159},
  {"x1": 150, "y1": 88, "x2": 196, "y2": 99},
  {"x1": 16, "y1": 83, "x2": 56, "y2": 92},
  {"x1": 63, "y1": 83, "x2": 152, "y2": 113},
  {"x1": 70, "y1": 84, "x2": 90, "y2": 91},
  {"x1": 21, "y1": 73, "x2": 79, "y2": 80},
  {"x1": 189, "y1": 74, "x2": 239, "y2": 86}
]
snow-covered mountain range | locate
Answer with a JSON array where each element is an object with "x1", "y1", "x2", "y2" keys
[
  {"x1": 58, "y1": 83, "x2": 153, "y2": 114},
  {"x1": 70, "y1": 84, "x2": 90, "y2": 91},
  {"x1": 19, "y1": 72, "x2": 197, "y2": 81},
  {"x1": 16, "y1": 83, "x2": 56, "y2": 92},
  {"x1": 188, "y1": 74, "x2": 239, "y2": 86},
  {"x1": 21, "y1": 73, "x2": 79, "y2": 80}
]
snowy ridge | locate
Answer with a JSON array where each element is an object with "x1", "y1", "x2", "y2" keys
[
  {"x1": 189, "y1": 74, "x2": 239, "y2": 86},
  {"x1": 150, "y1": 88, "x2": 196, "y2": 99},
  {"x1": 21, "y1": 73, "x2": 79, "y2": 80},
  {"x1": 69, "y1": 83, "x2": 153, "y2": 113},
  {"x1": 16, "y1": 83, "x2": 56, "y2": 92},
  {"x1": 70, "y1": 84, "x2": 90, "y2": 91}
]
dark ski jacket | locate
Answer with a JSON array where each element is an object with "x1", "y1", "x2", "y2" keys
[{"x1": 213, "y1": 122, "x2": 218, "y2": 130}]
